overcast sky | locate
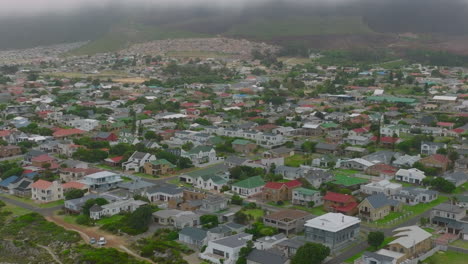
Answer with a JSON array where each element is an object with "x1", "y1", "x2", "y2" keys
[{"x1": 0, "y1": 0, "x2": 365, "y2": 15}]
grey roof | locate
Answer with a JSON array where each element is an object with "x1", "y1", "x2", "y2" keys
[
  {"x1": 433, "y1": 203, "x2": 465, "y2": 214},
  {"x1": 246, "y1": 249, "x2": 288, "y2": 264},
  {"x1": 131, "y1": 151, "x2": 148, "y2": 160},
  {"x1": 443, "y1": 171, "x2": 468, "y2": 184},
  {"x1": 224, "y1": 222, "x2": 246, "y2": 230},
  {"x1": 212, "y1": 233, "x2": 252, "y2": 248},
  {"x1": 363, "y1": 150, "x2": 397, "y2": 164},
  {"x1": 363, "y1": 251, "x2": 395, "y2": 262},
  {"x1": 316, "y1": 142, "x2": 338, "y2": 151},
  {"x1": 117, "y1": 180, "x2": 155, "y2": 191},
  {"x1": 365, "y1": 194, "x2": 398, "y2": 209},
  {"x1": 276, "y1": 236, "x2": 306, "y2": 249},
  {"x1": 225, "y1": 156, "x2": 248, "y2": 165},
  {"x1": 66, "y1": 194, "x2": 100, "y2": 207},
  {"x1": 209, "y1": 225, "x2": 232, "y2": 234},
  {"x1": 179, "y1": 227, "x2": 207, "y2": 241},
  {"x1": 146, "y1": 184, "x2": 184, "y2": 195},
  {"x1": 90, "y1": 204, "x2": 102, "y2": 212}
]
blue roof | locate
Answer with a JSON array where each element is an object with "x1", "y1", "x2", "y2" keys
[
  {"x1": 24, "y1": 172, "x2": 38, "y2": 179},
  {"x1": 0, "y1": 176, "x2": 19, "y2": 187}
]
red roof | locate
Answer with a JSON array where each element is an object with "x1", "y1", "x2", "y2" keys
[
  {"x1": 323, "y1": 192, "x2": 355, "y2": 203},
  {"x1": 31, "y1": 179, "x2": 53, "y2": 190},
  {"x1": 53, "y1": 128, "x2": 85, "y2": 138},
  {"x1": 264, "y1": 182, "x2": 285, "y2": 190},
  {"x1": 334, "y1": 202, "x2": 358, "y2": 213},
  {"x1": 32, "y1": 154, "x2": 54, "y2": 163},
  {"x1": 285, "y1": 180, "x2": 302, "y2": 188},
  {"x1": 430, "y1": 154, "x2": 450, "y2": 164},
  {"x1": 109, "y1": 156, "x2": 124, "y2": 163},
  {"x1": 352, "y1": 127, "x2": 369, "y2": 134},
  {"x1": 371, "y1": 136, "x2": 400, "y2": 144},
  {"x1": 0, "y1": 130, "x2": 11, "y2": 137},
  {"x1": 437, "y1": 122, "x2": 454, "y2": 127},
  {"x1": 62, "y1": 181, "x2": 86, "y2": 190},
  {"x1": 451, "y1": 128, "x2": 465, "y2": 134}
]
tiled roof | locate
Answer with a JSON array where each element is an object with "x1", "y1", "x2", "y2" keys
[
  {"x1": 53, "y1": 128, "x2": 85, "y2": 137},
  {"x1": 31, "y1": 179, "x2": 53, "y2": 190},
  {"x1": 323, "y1": 191, "x2": 355, "y2": 203},
  {"x1": 62, "y1": 181, "x2": 86, "y2": 190},
  {"x1": 232, "y1": 176, "x2": 265, "y2": 189}
]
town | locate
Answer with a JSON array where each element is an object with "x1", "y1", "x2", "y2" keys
[{"x1": 0, "y1": 37, "x2": 468, "y2": 264}]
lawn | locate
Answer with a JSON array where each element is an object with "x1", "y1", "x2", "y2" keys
[
  {"x1": 333, "y1": 169, "x2": 360, "y2": 177},
  {"x1": 167, "y1": 178, "x2": 192, "y2": 188},
  {"x1": 450, "y1": 239, "x2": 468, "y2": 250},
  {"x1": 244, "y1": 209, "x2": 264, "y2": 220},
  {"x1": 364, "y1": 196, "x2": 448, "y2": 228},
  {"x1": 423, "y1": 251, "x2": 467, "y2": 264},
  {"x1": 0, "y1": 194, "x2": 64, "y2": 208},
  {"x1": 96, "y1": 214, "x2": 125, "y2": 226},
  {"x1": 453, "y1": 182, "x2": 468, "y2": 194},
  {"x1": 2, "y1": 202, "x2": 32, "y2": 217},
  {"x1": 285, "y1": 154, "x2": 311, "y2": 167},
  {"x1": 291, "y1": 205, "x2": 327, "y2": 216},
  {"x1": 62, "y1": 214, "x2": 78, "y2": 225},
  {"x1": 133, "y1": 172, "x2": 158, "y2": 179},
  {"x1": 96, "y1": 164, "x2": 117, "y2": 170}
]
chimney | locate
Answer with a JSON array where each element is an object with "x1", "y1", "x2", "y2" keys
[{"x1": 342, "y1": 216, "x2": 344, "y2": 222}]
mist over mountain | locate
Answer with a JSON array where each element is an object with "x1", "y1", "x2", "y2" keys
[{"x1": 1, "y1": 0, "x2": 468, "y2": 51}]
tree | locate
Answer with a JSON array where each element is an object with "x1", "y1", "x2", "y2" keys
[
  {"x1": 65, "y1": 189, "x2": 86, "y2": 200},
  {"x1": 144, "y1": 131, "x2": 157, "y2": 140},
  {"x1": 292, "y1": 243, "x2": 330, "y2": 264},
  {"x1": 301, "y1": 141, "x2": 317, "y2": 153},
  {"x1": 200, "y1": 214, "x2": 219, "y2": 228},
  {"x1": 182, "y1": 142, "x2": 194, "y2": 151},
  {"x1": 236, "y1": 240, "x2": 254, "y2": 264},
  {"x1": 82, "y1": 198, "x2": 108, "y2": 216},
  {"x1": 234, "y1": 211, "x2": 249, "y2": 225},
  {"x1": 430, "y1": 177, "x2": 456, "y2": 193},
  {"x1": 368, "y1": 231, "x2": 385, "y2": 249},
  {"x1": 124, "y1": 205, "x2": 153, "y2": 234},
  {"x1": 231, "y1": 194, "x2": 244, "y2": 205}
]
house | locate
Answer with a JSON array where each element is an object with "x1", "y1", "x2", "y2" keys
[
  {"x1": 80, "y1": 171, "x2": 123, "y2": 190},
  {"x1": 224, "y1": 156, "x2": 249, "y2": 168},
  {"x1": 442, "y1": 171, "x2": 468, "y2": 187},
  {"x1": 262, "y1": 180, "x2": 302, "y2": 203},
  {"x1": 254, "y1": 233, "x2": 287, "y2": 250},
  {"x1": 394, "y1": 168, "x2": 426, "y2": 184},
  {"x1": 181, "y1": 145, "x2": 220, "y2": 166},
  {"x1": 274, "y1": 166, "x2": 302, "y2": 180},
  {"x1": 232, "y1": 139, "x2": 257, "y2": 154},
  {"x1": 0, "y1": 145, "x2": 21, "y2": 158},
  {"x1": 179, "y1": 164, "x2": 229, "y2": 185},
  {"x1": 323, "y1": 191, "x2": 358, "y2": 215},
  {"x1": 430, "y1": 203, "x2": 468, "y2": 236},
  {"x1": 419, "y1": 154, "x2": 451, "y2": 172},
  {"x1": 246, "y1": 249, "x2": 290, "y2": 264},
  {"x1": 360, "y1": 180, "x2": 402, "y2": 196},
  {"x1": 339, "y1": 158, "x2": 374, "y2": 171},
  {"x1": 302, "y1": 169, "x2": 334, "y2": 188},
  {"x1": 31, "y1": 180, "x2": 63, "y2": 203},
  {"x1": 263, "y1": 209, "x2": 312, "y2": 235},
  {"x1": 144, "y1": 184, "x2": 184, "y2": 203},
  {"x1": 200, "y1": 195, "x2": 229, "y2": 213},
  {"x1": 117, "y1": 179, "x2": 155, "y2": 194},
  {"x1": 365, "y1": 164, "x2": 398, "y2": 178},
  {"x1": 315, "y1": 142, "x2": 339, "y2": 154},
  {"x1": 263, "y1": 147, "x2": 294, "y2": 159},
  {"x1": 89, "y1": 198, "x2": 147, "y2": 220},
  {"x1": 391, "y1": 187, "x2": 438, "y2": 205},
  {"x1": 94, "y1": 132, "x2": 118, "y2": 142},
  {"x1": 200, "y1": 233, "x2": 253, "y2": 264},
  {"x1": 179, "y1": 227, "x2": 208, "y2": 248},
  {"x1": 52, "y1": 128, "x2": 86, "y2": 139},
  {"x1": 358, "y1": 194, "x2": 402, "y2": 221},
  {"x1": 143, "y1": 159, "x2": 176, "y2": 176},
  {"x1": 7, "y1": 178, "x2": 33, "y2": 197},
  {"x1": 122, "y1": 151, "x2": 156, "y2": 172},
  {"x1": 231, "y1": 176, "x2": 265, "y2": 197},
  {"x1": 275, "y1": 237, "x2": 306, "y2": 258},
  {"x1": 62, "y1": 181, "x2": 88, "y2": 193},
  {"x1": 59, "y1": 167, "x2": 102, "y2": 182},
  {"x1": 304, "y1": 213, "x2": 361, "y2": 251},
  {"x1": 360, "y1": 251, "x2": 397, "y2": 264},
  {"x1": 292, "y1": 187, "x2": 323, "y2": 206},
  {"x1": 344, "y1": 135, "x2": 371, "y2": 146},
  {"x1": 104, "y1": 156, "x2": 124, "y2": 167},
  {"x1": 153, "y1": 209, "x2": 200, "y2": 228},
  {"x1": 0, "y1": 176, "x2": 19, "y2": 191},
  {"x1": 64, "y1": 194, "x2": 102, "y2": 214},
  {"x1": 420, "y1": 142, "x2": 447, "y2": 155},
  {"x1": 378, "y1": 226, "x2": 432, "y2": 263},
  {"x1": 392, "y1": 154, "x2": 421, "y2": 168}
]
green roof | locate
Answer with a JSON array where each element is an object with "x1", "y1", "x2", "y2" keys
[
  {"x1": 151, "y1": 159, "x2": 176, "y2": 168},
  {"x1": 185, "y1": 164, "x2": 227, "y2": 179},
  {"x1": 321, "y1": 122, "x2": 339, "y2": 129},
  {"x1": 232, "y1": 139, "x2": 253, "y2": 145},
  {"x1": 232, "y1": 176, "x2": 265, "y2": 189},
  {"x1": 294, "y1": 187, "x2": 319, "y2": 196},
  {"x1": 366, "y1": 96, "x2": 416, "y2": 104},
  {"x1": 332, "y1": 175, "x2": 368, "y2": 187},
  {"x1": 187, "y1": 145, "x2": 214, "y2": 154},
  {"x1": 200, "y1": 174, "x2": 228, "y2": 185},
  {"x1": 209, "y1": 136, "x2": 225, "y2": 145}
]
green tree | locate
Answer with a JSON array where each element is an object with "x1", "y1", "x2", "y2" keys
[
  {"x1": 236, "y1": 240, "x2": 254, "y2": 264},
  {"x1": 231, "y1": 194, "x2": 244, "y2": 205},
  {"x1": 124, "y1": 205, "x2": 153, "y2": 234},
  {"x1": 200, "y1": 214, "x2": 219, "y2": 228},
  {"x1": 64, "y1": 189, "x2": 86, "y2": 200},
  {"x1": 368, "y1": 231, "x2": 385, "y2": 249},
  {"x1": 292, "y1": 243, "x2": 330, "y2": 264}
]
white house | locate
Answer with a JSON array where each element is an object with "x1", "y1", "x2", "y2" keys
[
  {"x1": 153, "y1": 209, "x2": 200, "y2": 228},
  {"x1": 360, "y1": 180, "x2": 402, "y2": 196},
  {"x1": 31, "y1": 180, "x2": 63, "y2": 203},
  {"x1": 89, "y1": 198, "x2": 147, "y2": 220},
  {"x1": 339, "y1": 158, "x2": 374, "y2": 171},
  {"x1": 200, "y1": 233, "x2": 253, "y2": 264},
  {"x1": 391, "y1": 187, "x2": 438, "y2": 205},
  {"x1": 80, "y1": 171, "x2": 123, "y2": 190},
  {"x1": 194, "y1": 175, "x2": 229, "y2": 192},
  {"x1": 122, "y1": 151, "x2": 156, "y2": 172},
  {"x1": 395, "y1": 168, "x2": 426, "y2": 184},
  {"x1": 231, "y1": 176, "x2": 265, "y2": 197},
  {"x1": 181, "y1": 146, "x2": 220, "y2": 167},
  {"x1": 69, "y1": 118, "x2": 100, "y2": 131},
  {"x1": 420, "y1": 142, "x2": 447, "y2": 155}
]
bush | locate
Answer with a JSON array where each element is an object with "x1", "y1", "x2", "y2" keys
[{"x1": 76, "y1": 215, "x2": 92, "y2": 226}]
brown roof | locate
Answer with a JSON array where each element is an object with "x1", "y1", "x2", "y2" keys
[{"x1": 264, "y1": 209, "x2": 310, "y2": 221}]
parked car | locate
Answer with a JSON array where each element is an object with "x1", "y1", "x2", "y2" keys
[
  {"x1": 97, "y1": 237, "x2": 106, "y2": 246},
  {"x1": 90, "y1": 237, "x2": 96, "y2": 244}
]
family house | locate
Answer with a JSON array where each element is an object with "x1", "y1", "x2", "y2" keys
[
  {"x1": 200, "y1": 233, "x2": 253, "y2": 264},
  {"x1": 181, "y1": 145, "x2": 219, "y2": 166},
  {"x1": 80, "y1": 171, "x2": 123, "y2": 190},
  {"x1": 31, "y1": 180, "x2": 63, "y2": 203},
  {"x1": 360, "y1": 180, "x2": 402, "y2": 196},
  {"x1": 143, "y1": 159, "x2": 176, "y2": 176},
  {"x1": 430, "y1": 203, "x2": 468, "y2": 236},
  {"x1": 391, "y1": 187, "x2": 438, "y2": 205},
  {"x1": 394, "y1": 168, "x2": 426, "y2": 184},
  {"x1": 0, "y1": 145, "x2": 21, "y2": 158},
  {"x1": 323, "y1": 191, "x2": 358, "y2": 216},
  {"x1": 292, "y1": 187, "x2": 323, "y2": 206},
  {"x1": 232, "y1": 139, "x2": 257, "y2": 154},
  {"x1": 420, "y1": 142, "x2": 447, "y2": 155},
  {"x1": 231, "y1": 176, "x2": 265, "y2": 197},
  {"x1": 358, "y1": 194, "x2": 402, "y2": 221},
  {"x1": 262, "y1": 180, "x2": 302, "y2": 203},
  {"x1": 419, "y1": 154, "x2": 451, "y2": 172},
  {"x1": 122, "y1": 151, "x2": 156, "y2": 172},
  {"x1": 263, "y1": 209, "x2": 312, "y2": 235},
  {"x1": 90, "y1": 198, "x2": 148, "y2": 220}
]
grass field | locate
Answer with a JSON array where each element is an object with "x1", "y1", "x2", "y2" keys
[
  {"x1": 166, "y1": 50, "x2": 232, "y2": 59},
  {"x1": 96, "y1": 214, "x2": 125, "y2": 226},
  {"x1": 450, "y1": 239, "x2": 468, "y2": 250},
  {"x1": 244, "y1": 209, "x2": 264, "y2": 220},
  {"x1": 423, "y1": 251, "x2": 467, "y2": 264},
  {"x1": 0, "y1": 194, "x2": 64, "y2": 208},
  {"x1": 291, "y1": 205, "x2": 327, "y2": 216},
  {"x1": 285, "y1": 154, "x2": 311, "y2": 167},
  {"x1": 345, "y1": 237, "x2": 396, "y2": 263},
  {"x1": 48, "y1": 70, "x2": 128, "y2": 79},
  {"x1": 226, "y1": 16, "x2": 374, "y2": 39},
  {"x1": 3, "y1": 202, "x2": 32, "y2": 217}
]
